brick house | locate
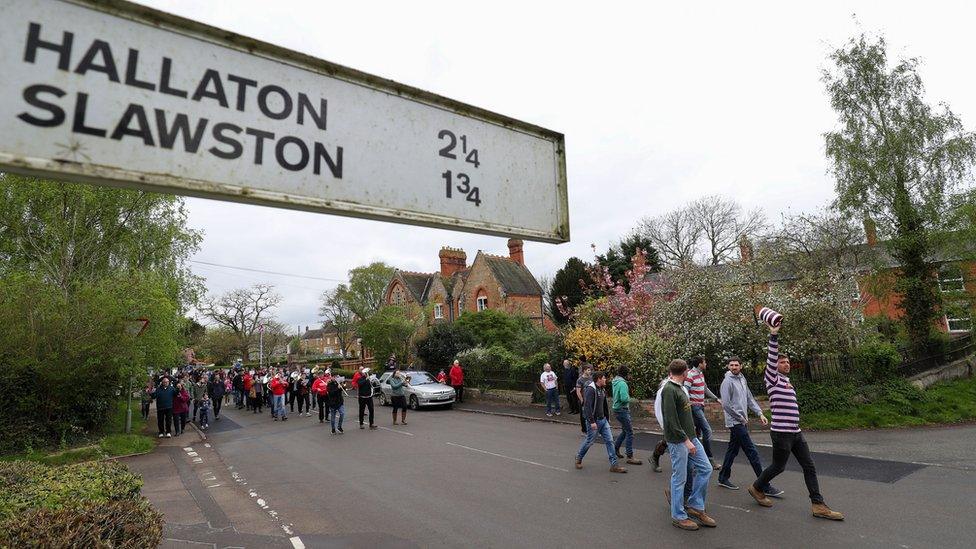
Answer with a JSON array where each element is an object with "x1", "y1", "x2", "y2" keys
[
  {"x1": 299, "y1": 321, "x2": 361, "y2": 357},
  {"x1": 384, "y1": 239, "x2": 554, "y2": 330}
]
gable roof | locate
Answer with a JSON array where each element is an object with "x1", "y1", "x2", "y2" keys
[
  {"x1": 483, "y1": 254, "x2": 542, "y2": 296},
  {"x1": 301, "y1": 328, "x2": 325, "y2": 340},
  {"x1": 398, "y1": 271, "x2": 435, "y2": 303}
]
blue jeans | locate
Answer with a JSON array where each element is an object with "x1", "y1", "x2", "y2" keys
[
  {"x1": 273, "y1": 394, "x2": 286, "y2": 418},
  {"x1": 330, "y1": 404, "x2": 345, "y2": 431},
  {"x1": 666, "y1": 438, "x2": 712, "y2": 520},
  {"x1": 545, "y1": 388, "x2": 561, "y2": 414},
  {"x1": 199, "y1": 408, "x2": 209, "y2": 427},
  {"x1": 691, "y1": 405, "x2": 714, "y2": 458},
  {"x1": 720, "y1": 424, "x2": 768, "y2": 489},
  {"x1": 613, "y1": 409, "x2": 634, "y2": 458},
  {"x1": 576, "y1": 418, "x2": 617, "y2": 466}
]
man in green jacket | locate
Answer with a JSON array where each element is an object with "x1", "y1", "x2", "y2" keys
[
  {"x1": 662, "y1": 359, "x2": 715, "y2": 531},
  {"x1": 191, "y1": 374, "x2": 208, "y2": 423},
  {"x1": 611, "y1": 366, "x2": 642, "y2": 465}
]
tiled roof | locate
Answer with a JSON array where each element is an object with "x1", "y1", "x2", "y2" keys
[
  {"x1": 399, "y1": 271, "x2": 434, "y2": 302},
  {"x1": 483, "y1": 255, "x2": 542, "y2": 296}
]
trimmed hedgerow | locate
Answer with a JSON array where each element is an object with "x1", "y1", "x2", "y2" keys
[{"x1": 0, "y1": 499, "x2": 162, "y2": 549}]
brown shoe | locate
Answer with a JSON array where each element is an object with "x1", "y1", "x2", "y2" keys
[
  {"x1": 672, "y1": 518, "x2": 699, "y2": 531},
  {"x1": 575, "y1": 458, "x2": 583, "y2": 470},
  {"x1": 686, "y1": 507, "x2": 717, "y2": 528},
  {"x1": 812, "y1": 503, "x2": 844, "y2": 521},
  {"x1": 710, "y1": 459, "x2": 722, "y2": 470},
  {"x1": 748, "y1": 485, "x2": 773, "y2": 507},
  {"x1": 626, "y1": 457, "x2": 643, "y2": 465},
  {"x1": 609, "y1": 465, "x2": 628, "y2": 473}
]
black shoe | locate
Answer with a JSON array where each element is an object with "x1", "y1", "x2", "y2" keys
[
  {"x1": 718, "y1": 479, "x2": 739, "y2": 490},
  {"x1": 360, "y1": 424, "x2": 365, "y2": 429},
  {"x1": 338, "y1": 427, "x2": 344, "y2": 433},
  {"x1": 282, "y1": 417, "x2": 288, "y2": 421}
]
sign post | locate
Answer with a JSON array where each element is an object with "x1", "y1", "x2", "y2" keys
[{"x1": 0, "y1": 0, "x2": 569, "y2": 242}]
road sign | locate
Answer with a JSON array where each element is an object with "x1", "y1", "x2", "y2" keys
[{"x1": 0, "y1": 0, "x2": 569, "y2": 243}]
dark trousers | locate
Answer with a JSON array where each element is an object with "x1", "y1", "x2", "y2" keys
[
  {"x1": 251, "y1": 395, "x2": 262, "y2": 413},
  {"x1": 579, "y1": 401, "x2": 588, "y2": 433},
  {"x1": 359, "y1": 396, "x2": 375, "y2": 426},
  {"x1": 566, "y1": 387, "x2": 580, "y2": 413},
  {"x1": 298, "y1": 393, "x2": 310, "y2": 413},
  {"x1": 755, "y1": 431, "x2": 824, "y2": 504},
  {"x1": 192, "y1": 399, "x2": 201, "y2": 421},
  {"x1": 157, "y1": 407, "x2": 173, "y2": 434},
  {"x1": 141, "y1": 401, "x2": 151, "y2": 420},
  {"x1": 175, "y1": 411, "x2": 187, "y2": 435},
  {"x1": 453, "y1": 385, "x2": 464, "y2": 403},
  {"x1": 720, "y1": 424, "x2": 767, "y2": 488},
  {"x1": 288, "y1": 391, "x2": 295, "y2": 412},
  {"x1": 212, "y1": 398, "x2": 222, "y2": 418},
  {"x1": 317, "y1": 394, "x2": 330, "y2": 421}
]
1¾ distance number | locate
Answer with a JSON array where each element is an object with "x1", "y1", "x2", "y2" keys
[{"x1": 438, "y1": 130, "x2": 481, "y2": 207}]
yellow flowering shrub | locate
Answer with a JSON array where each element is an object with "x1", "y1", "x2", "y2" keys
[{"x1": 563, "y1": 324, "x2": 637, "y2": 373}]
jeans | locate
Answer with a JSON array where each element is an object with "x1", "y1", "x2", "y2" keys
[
  {"x1": 545, "y1": 387, "x2": 561, "y2": 414},
  {"x1": 755, "y1": 431, "x2": 824, "y2": 504},
  {"x1": 273, "y1": 394, "x2": 286, "y2": 418},
  {"x1": 666, "y1": 438, "x2": 712, "y2": 520},
  {"x1": 192, "y1": 399, "x2": 201, "y2": 422},
  {"x1": 613, "y1": 409, "x2": 634, "y2": 458},
  {"x1": 141, "y1": 400, "x2": 151, "y2": 420},
  {"x1": 576, "y1": 418, "x2": 617, "y2": 466},
  {"x1": 212, "y1": 398, "x2": 222, "y2": 419},
  {"x1": 330, "y1": 404, "x2": 345, "y2": 431},
  {"x1": 720, "y1": 424, "x2": 767, "y2": 489},
  {"x1": 691, "y1": 405, "x2": 714, "y2": 458},
  {"x1": 199, "y1": 408, "x2": 209, "y2": 428},
  {"x1": 156, "y1": 407, "x2": 173, "y2": 434},
  {"x1": 359, "y1": 397, "x2": 375, "y2": 426},
  {"x1": 234, "y1": 389, "x2": 243, "y2": 407}
]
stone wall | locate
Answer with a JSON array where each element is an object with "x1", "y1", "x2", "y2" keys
[{"x1": 909, "y1": 355, "x2": 975, "y2": 390}]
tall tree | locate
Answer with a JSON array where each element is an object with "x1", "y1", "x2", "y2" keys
[
  {"x1": 823, "y1": 33, "x2": 976, "y2": 350},
  {"x1": 550, "y1": 257, "x2": 590, "y2": 324},
  {"x1": 358, "y1": 304, "x2": 425, "y2": 364},
  {"x1": 688, "y1": 195, "x2": 767, "y2": 265},
  {"x1": 596, "y1": 233, "x2": 662, "y2": 288},
  {"x1": 345, "y1": 262, "x2": 395, "y2": 321},
  {"x1": 639, "y1": 208, "x2": 702, "y2": 268},
  {"x1": 319, "y1": 284, "x2": 357, "y2": 358},
  {"x1": 199, "y1": 284, "x2": 282, "y2": 361}
]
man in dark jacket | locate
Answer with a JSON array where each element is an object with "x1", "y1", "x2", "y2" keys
[
  {"x1": 151, "y1": 377, "x2": 178, "y2": 438},
  {"x1": 327, "y1": 377, "x2": 345, "y2": 434},
  {"x1": 575, "y1": 372, "x2": 626, "y2": 473},
  {"x1": 208, "y1": 374, "x2": 226, "y2": 421},
  {"x1": 353, "y1": 366, "x2": 377, "y2": 430},
  {"x1": 563, "y1": 359, "x2": 579, "y2": 414}
]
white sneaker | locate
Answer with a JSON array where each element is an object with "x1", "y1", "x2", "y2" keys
[
  {"x1": 165, "y1": 433, "x2": 172, "y2": 438},
  {"x1": 158, "y1": 434, "x2": 164, "y2": 438}
]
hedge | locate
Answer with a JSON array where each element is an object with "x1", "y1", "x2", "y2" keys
[{"x1": 0, "y1": 460, "x2": 161, "y2": 548}]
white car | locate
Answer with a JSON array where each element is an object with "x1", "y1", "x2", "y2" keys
[{"x1": 377, "y1": 370, "x2": 455, "y2": 409}]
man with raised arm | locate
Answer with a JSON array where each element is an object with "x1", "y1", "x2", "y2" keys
[{"x1": 747, "y1": 324, "x2": 844, "y2": 521}]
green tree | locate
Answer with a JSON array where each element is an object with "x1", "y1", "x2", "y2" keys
[
  {"x1": 358, "y1": 305, "x2": 425, "y2": 365},
  {"x1": 597, "y1": 234, "x2": 662, "y2": 290},
  {"x1": 319, "y1": 284, "x2": 357, "y2": 358},
  {"x1": 550, "y1": 257, "x2": 590, "y2": 324},
  {"x1": 455, "y1": 309, "x2": 531, "y2": 349},
  {"x1": 345, "y1": 262, "x2": 395, "y2": 321},
  {"x1": 414, "y1": 323, "x2": 477, "y2": 369},
  {"x1": 823, "y1": 33, "x2": 976, "y2": 350}
]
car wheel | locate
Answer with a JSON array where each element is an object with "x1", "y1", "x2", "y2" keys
[
  {"x1": 380, "y1": 393, "x2": 388, "y2": 406},
  {"x1": 409, "y1": 395, "x2": 420, "y2": 411}
]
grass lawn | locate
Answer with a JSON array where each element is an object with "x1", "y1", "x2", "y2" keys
[
  {"x1": 802, "y1": 375, "x2": 976, "y2": 430},
  {"x1": 1, "y1": 398, "x2": 157, "y2": 465}
]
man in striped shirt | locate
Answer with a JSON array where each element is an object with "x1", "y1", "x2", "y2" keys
[
  {"x1": 748, "y1": 324, "x2": 844, "y2": 521},
  {"x1": 684, "y1": 357, "x2": 722, "y2": 470}
]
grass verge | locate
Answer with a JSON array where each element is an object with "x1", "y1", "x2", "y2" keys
[{"x1": 802, "y1": 375, "x2": 976, "y2": 430}]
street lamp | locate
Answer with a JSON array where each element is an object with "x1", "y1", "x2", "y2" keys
[{"x1": 357, "y1": 337, "x2": 364, "y2": 369}]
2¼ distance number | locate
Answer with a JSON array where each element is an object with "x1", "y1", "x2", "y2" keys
[
  {"x1": 438, "y1": 130, "x2": 482, "y2": 207},
  {"x1": 438, "y1": 130, "x2": 481, "y2": 167}
]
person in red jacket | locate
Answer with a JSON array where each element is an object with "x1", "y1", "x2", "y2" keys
[
  {"x1": 449, "y1": 360, "x2": 465, "y2": 403},
  {"x1": 243, "y1": 372, "x2": 254, "y2": 411},
  {"x1": 436, "y1": 369, "x2": 448, "y2": 384},
  {"x1": 312, "y1": 370, "x2": 332, "y2": 423},
  {"x1": 269, "y1": 373, "x2": 289, "y2": 421},
  {"x1": 172, "y1": 382, "x2": 191, "y2": 436}
]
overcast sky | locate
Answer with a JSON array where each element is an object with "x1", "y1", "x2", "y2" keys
[{"x1": 137, "y1": 0, "x2": 976, "y2": 332}]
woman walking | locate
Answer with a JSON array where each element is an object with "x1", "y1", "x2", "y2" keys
[
  {"x1": 389, "y1": 368, "x2": 410, "y2": 426},
  {"x1": 173, "y1": 382, "x2": 190, "y2": 436}
]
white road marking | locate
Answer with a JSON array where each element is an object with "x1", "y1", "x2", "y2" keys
[
  {"x1": 718, "y1": 504, "x2": 751, "y2": 513},
  {"x1": 446, "y1": 442, "x2": 570, "y2": 473},
  {"x1": 186, "y1": 451, "x2": 198, "y2": 456},
  {"x1": 378, "y1": 426, "x2": 414, "y2": 436},
  {"x1": 204, "y1": 443, "x2": 212, "y2": 448},
  {"x1": 207, "y1": 484, "x2": 221, "y2": 488},
  {"x1": 182, "y1": 447, "x2": 193, "y2": 452},
  {"x1": 290, "y1": 536, "x2": 305, "y2": 549},
  {"x1": 192, "y1": 458, "x2": 203, "y2": 463}
]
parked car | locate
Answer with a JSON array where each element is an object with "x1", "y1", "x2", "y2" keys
[{"x1": 377, "y1": 370, "x2": 455, "y2": 409}]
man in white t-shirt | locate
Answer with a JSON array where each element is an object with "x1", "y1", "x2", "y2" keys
[{"x1": 539, "y1": 363, "x2": 561, "y2": 417}]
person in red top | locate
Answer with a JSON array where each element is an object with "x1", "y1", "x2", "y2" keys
[
  {"x1": 312, "y1": 370, "x2": 332, "y2": 423},
  {"x1": 243, "y1": 372, "x2": 254, "y2": 411},
  {"x1": 436, "y1": 369, "x2": 447, "y2": 384},
  {"x1": 269, "y1": 372, "x2": 289, "y2": 421},
  {"x1": 449, "y1": 360, "x2": 465, "y2": 403}
]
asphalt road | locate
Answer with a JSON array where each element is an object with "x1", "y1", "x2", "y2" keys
[{"x1": 152, "y1": 402, "x2": 976, "y2": 548}]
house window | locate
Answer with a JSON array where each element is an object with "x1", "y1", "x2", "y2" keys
[
  {"x1": 477, "y1": 296, "x2": 488, "y2": 311},
  {"x1": 434, "y1": 303, "x2": 444, "y2": 319},
  {"x1": 939, "y1": 265, "x2": 965, "y2": 293},
  {"x1": 945, "y1": 299, "x2": 972, "y2": 333}
]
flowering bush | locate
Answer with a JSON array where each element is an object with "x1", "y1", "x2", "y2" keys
[{"x1": 563, "y1": 325, "x2": 637, "y2": 373}]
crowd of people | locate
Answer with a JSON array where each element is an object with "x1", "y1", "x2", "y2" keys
[{"x1": 142, "y1": 320, "x2": 843, "y2": 532}]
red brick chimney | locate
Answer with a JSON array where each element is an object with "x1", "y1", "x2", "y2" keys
[
  {"x1": 507, "y1": 239, "x2": 524, "y2": 265},
  {"x1": 739, "y1": 235, "x2": 753, "y2": 262},
  {"x1": 439, "y1": 247, "x2": 467, "y2": 277},
  {"x1": 864, "y1": 218, "x2": 878, "y2": 247}
]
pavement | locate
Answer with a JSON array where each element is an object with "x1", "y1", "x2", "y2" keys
[{"x1": 125, "y1": 399, "x2": 976, "y2": 548}]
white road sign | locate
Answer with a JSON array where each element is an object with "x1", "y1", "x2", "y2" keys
[{"x1": 0, "y1": 0, "x2": 569, "y2": 242}]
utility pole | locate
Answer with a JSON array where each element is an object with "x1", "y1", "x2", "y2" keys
[{"x1": 259, "y1": 323, "x2": 265, "y2": 370}]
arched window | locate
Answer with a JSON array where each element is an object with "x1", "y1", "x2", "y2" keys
[{"x1": 476, "y1": 289, "x2": 488, "y2": 311}]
